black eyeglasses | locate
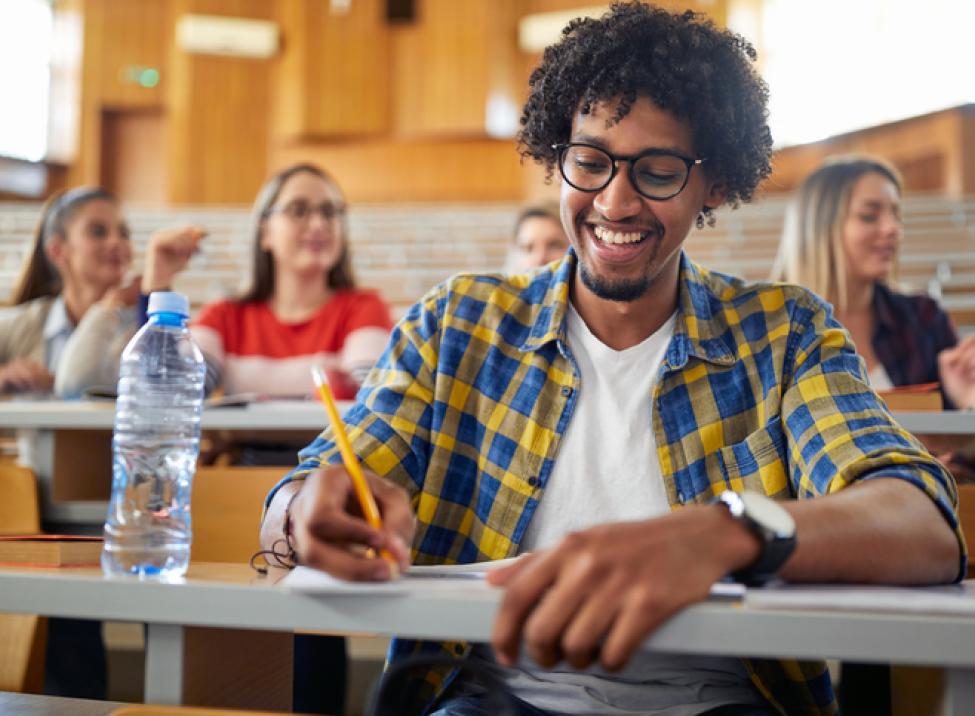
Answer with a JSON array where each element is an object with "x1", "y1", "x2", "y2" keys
[
  {"x1": 553, "y1": 143, "x2": 706, "y2": 200},
  {"x1": 264, "y1": 199, "x2": 345, "y2": 223}
]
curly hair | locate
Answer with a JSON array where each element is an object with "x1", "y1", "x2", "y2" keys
[{"x1": 518, "y1": 2, "x2": 773, "y2": 208}]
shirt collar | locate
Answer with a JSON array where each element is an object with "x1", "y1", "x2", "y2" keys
[
  {"x1": 871, "y1": 282, "x2": 898, "y2": 336},
  {"x1": 518, "y1": 249, "x2": 736, "y2": 367},
  {"x1": 43, "y1": 295, "x2": 74, "y2": 340}
]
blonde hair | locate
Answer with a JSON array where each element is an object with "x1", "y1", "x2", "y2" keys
[{"x1": 771, "y1": 155, "x2": 902, "y2": 311}]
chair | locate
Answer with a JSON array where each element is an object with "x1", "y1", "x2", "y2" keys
[
  {"x1": 190, "y1": 465, "x2": 284, "y2": 564},
  {"x1": 182, "y1": 465, "x2": 296, "y2": 712},
  {"x1": 0, "y1": 464, "x2": 47, "y2": 693}
]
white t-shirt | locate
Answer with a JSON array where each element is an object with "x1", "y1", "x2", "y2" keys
[
  {"x1": 520, "y1": 304, "x2": 674, "y2": 552},
  {"x1": 492, "y1": 303, "x2": 764, "y2": 715}
]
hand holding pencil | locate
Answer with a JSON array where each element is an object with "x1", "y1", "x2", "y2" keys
[{"x1": 279, "y1": 368, "x2": 414, "y2": 581}]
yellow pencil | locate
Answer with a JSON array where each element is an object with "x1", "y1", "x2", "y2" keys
[{"x1": 310, "y1": 366, "x2": 398, "y2": 572}]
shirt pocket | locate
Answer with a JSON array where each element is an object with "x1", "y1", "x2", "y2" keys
[{"x1": 716, "y1": 416, "x2": 790, "y2": 497}]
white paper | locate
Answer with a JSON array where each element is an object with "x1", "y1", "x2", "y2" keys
[{"x1": 744, "y1": 580, "x2": 975, "y2": 615}]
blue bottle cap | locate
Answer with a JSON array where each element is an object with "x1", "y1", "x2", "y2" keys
[{"x1": 147, "y1": 291, "x2": 190, "y2": 318}]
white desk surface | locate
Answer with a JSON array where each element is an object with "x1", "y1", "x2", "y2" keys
[
  {"x1": 1, "y1": 563, "x2": 975, "y2": 669},
  {"x1": 4, "y1": 563, "x2": 975, "y2": 711},
  {"x1": 1, "y1": 400, "x2": 974, "y2": 435},
  {"x1": 0, "y1": 399, "x2": 347, "y2": 431}
]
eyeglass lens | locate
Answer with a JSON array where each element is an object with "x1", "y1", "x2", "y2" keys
[{"x1": 560, "y1": 145, "x2": 692, "y2": 199}]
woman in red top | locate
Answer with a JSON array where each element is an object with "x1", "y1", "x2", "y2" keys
[
  {"x1": 192, "y1": 163, "x2": 393, "y2": 401},
  {"x1": 193, "y1": 164, "x2": 393, "y2": 715}
]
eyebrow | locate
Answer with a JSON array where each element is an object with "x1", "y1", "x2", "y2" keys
[
  {"x1": 855, "y1": 199, "x2": 899, "y2": 210},
  {"x1": 570, "y1": 133, "x2": 695, "y2": 157}
]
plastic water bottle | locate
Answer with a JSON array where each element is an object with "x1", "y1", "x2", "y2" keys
[{"x1": 102, "y1": 292, "x2": 205, "y2": 580}]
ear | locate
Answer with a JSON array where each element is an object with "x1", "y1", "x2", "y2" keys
[
  {"x1": 703, "y1": 181, "x2": 727, "y2": 210},
  {"x1": 44, "y1": 237, "x2": 65, "y2": 267}
]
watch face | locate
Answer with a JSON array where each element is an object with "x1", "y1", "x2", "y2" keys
[{"x1": 740, "y1": 491, "x2": 796, "y2": 537}]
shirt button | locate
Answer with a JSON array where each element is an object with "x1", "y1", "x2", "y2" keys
[
  {"x1": 561, "y1": 386, "x2": 573, "y2": 397},
  {"x1": 677, "y1": 490, "x2": 686, "y2": 503},
  {"x1": 527, "y1": 476, "x2": 539, "y2": 487}
]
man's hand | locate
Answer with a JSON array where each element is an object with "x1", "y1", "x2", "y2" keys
[
  {"x1": 141, "y1": 226, "x2": 207, "y2": 294},
  {"x1": 939, "y1": 335, "x2": 975, "y2": 410},
  {"x1": 287, "y1": 464, "x2": 415, "y2": 580},
  {"x1": 0, "y1": 358, "x2": 55, "y2": 393},
  {"x1": 488, "y1": 504, "x2": 759, "y2": 672}
]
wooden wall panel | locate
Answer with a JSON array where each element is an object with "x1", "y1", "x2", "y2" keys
[
  {"x1": 273, "y1": 0, "x2": 389, "y2": 139},
  {"x1": 392, "y1": 0, "x2": 522, "y2": 137},
  {"x1": 166, "y1": 0, "x2": 274, "y2": 203},
  {"x1": 67, "y1": 0, "x2": 169, "y2": 188},
  {"x1": 271, "y1": 137, "x2": 524, "y2": 203},
  {"x1": 768, "y1": 106, "x2": 975, "y2": 197}
]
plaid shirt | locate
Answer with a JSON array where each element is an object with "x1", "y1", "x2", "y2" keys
[
  {"x1": 872, "y1": 282, "x2": 959, "y2": 406},
  {"x1": 271, "y1": 252, "x2": 964, "y2": 716}
]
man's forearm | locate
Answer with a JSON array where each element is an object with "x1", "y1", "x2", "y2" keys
[{"x1": 780, "y1": 477, "x2": 961, "y2": 584}]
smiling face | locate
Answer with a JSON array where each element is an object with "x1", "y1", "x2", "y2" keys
[
  {"x1": 561, "y1": 96, "x2": 724, "y2": 308},
  {"x1": 48, "y1": 198, "x2": 132, "y2": 293},
  {"x1": 840, "y1": 171, "x2": 902, "y2": 284},
  {"x1": 260, "y1": 170, "x2": 345, "y2": 279}
]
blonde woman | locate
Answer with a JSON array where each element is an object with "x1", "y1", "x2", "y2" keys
[{"x1": 772, "y1": 155, "x2": 975, "y2": 410}]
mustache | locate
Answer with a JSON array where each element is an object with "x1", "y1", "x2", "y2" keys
[{"x1": 579, "y1": 214, "x2": 665, "y2": 234}]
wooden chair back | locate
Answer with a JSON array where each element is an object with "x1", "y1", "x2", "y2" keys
[
  {"x1": 0, "y1": 464, "x2": 46, "y2": 693},
  {"x1": 190, "y1": 466, "x2": 286, "y2": 564}
]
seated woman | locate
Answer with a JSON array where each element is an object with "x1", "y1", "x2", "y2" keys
[
  {"x1": 773, "y1": 155, "x2": 975, "y2": 411},
  {"x1": 772, "y1": 154, "x2": 975, "y2": 714},
  {"x1": 506, "y1": 200, "x2": 569, "y2": 271},
  {"x1": 0, "y1": 186, "x2": 204, "y2": 398},
  {"x1": 191, "y1": 162, "x2": 393, "y2": 405},
  {"x1": 0, "y1": 186, "x2": 202, "y2": 700},
  {"x1": 190, "y1": 163, "x2": 393, "y2": 716}
]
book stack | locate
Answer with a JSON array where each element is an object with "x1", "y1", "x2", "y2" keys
[{"x1": 0, "y1": 535, "x2": 103, "y2": 567}]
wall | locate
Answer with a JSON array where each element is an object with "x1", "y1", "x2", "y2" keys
[
  {"x1": 767, "y1": 105, "x2": 975, "y2": 197},
  {"x1": 58, "y1": 0, "x2": 729, "y2": 205}
]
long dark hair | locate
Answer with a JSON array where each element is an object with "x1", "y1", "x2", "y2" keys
[
  {"x1": 237, "y1": 163, "x2": 355, "y2": 304},
  {"x1": 10, "y1": 187, "x2": 117, "y2": 305}
]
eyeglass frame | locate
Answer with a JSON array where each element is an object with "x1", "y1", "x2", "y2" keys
[
  {"x1": 262, "y1": 198, "x2": 346, "y2": 222},
  {"x1": 552, "y1": 142, "x2": 707, "y2": 201}
]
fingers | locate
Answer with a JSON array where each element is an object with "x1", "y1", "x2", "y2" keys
[
  {"x1": 143, "y1": 226, "x2": 207, "y2": 293},
  {"x1": 492, "y1": 549, "x2": 562, "y2": 666},
  {"x1": 0, "y1": 360, "x2": 53, "y2": 392},
  {"x1": 289, "y1": 465, "x2": 414, "y2": 580}
]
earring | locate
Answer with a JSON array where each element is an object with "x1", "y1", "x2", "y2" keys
[{"x1": 696, "y1": 212, "x2": 705, "y2": 230}]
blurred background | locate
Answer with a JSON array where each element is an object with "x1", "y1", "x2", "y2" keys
[{"x1": 1, "y1": 0, "x2": 973, "y2": 318}]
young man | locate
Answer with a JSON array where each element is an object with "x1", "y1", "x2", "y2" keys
[{"x1": 262, "y1": 4, "x2": 963, "y2": 715}]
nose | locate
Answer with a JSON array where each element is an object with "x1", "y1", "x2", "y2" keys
[{"x1": 593, "y1": 162, "x2": 643, "y2": 221}]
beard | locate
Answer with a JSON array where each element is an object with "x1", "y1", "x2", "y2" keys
[{"x1": 578, "y1": 262, "x2": 654, "y2": 302}]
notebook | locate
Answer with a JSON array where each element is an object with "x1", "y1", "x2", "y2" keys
[{"x1": 0, "y1": 534, "x2": 103, "y2": 567}]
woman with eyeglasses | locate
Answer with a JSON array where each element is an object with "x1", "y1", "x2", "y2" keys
[
  {"x1": 0, "y1": 187, "x2": 204, "y2": 397},
  {"x1": 191, "y1": 164, "x2": 392, "y2": 715},
  {"x1": 191, "y1": 163, "x2": 393, "y2": 403}
]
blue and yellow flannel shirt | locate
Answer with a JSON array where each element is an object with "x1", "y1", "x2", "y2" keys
[{"x1": 268, "y1": 250, "x2": 965, "y2": 716}]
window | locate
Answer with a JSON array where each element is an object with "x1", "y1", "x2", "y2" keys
[
  {"x1": 0, "y1": 0, "x2": 54, "y2": 161},
  {"x1": 753, "y1": 0, "x2": 975, "y2": 147}
]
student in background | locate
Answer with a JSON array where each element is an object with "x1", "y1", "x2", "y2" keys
[
  {"x1": 191, "y1": 162, "x2": 392, "y2": 716},
  {"x1": 507, "y1": 201, "x2": 569, "y2": 271},
  {"x1": 0, "y1": 186, "x2": 202, "y2": 700},
  {"x1": 0, "y1": 187, "x2": 204, "y2": 398},
  {"x1": 192, "y1": 162, "x2": 393, "y2": 403}
]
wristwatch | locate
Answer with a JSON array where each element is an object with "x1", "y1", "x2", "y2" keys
[{"x1": 714, "y1": 490, "x2": 797, "y2": 586}]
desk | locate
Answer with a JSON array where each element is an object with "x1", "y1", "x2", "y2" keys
[
  {"x1": 0, "y1": 401, "x2": 344, "y2": 525},
  {"x1": 1, "y1": 564, "x2": 975, "y2": 714},
  {"x1": 3, "y1": 401, "x2": 974, "y2": 524}
]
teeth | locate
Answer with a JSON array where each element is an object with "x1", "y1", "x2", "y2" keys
[{"x1": 593, "y1": 226, "x2": 647, "y2": 244}]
